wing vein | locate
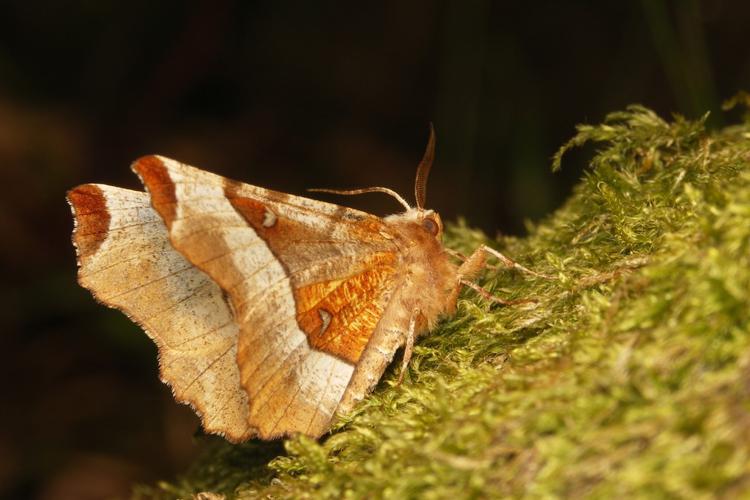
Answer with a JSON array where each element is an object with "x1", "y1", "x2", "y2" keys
[
  {"x1": 101, "y1": 263, "x2": 195, "y2": 301},
  {"x1": 177, "y1": 341, "x2": 235, "y2": 396}
]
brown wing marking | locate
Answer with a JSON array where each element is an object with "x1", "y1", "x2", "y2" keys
[
  {"x1": 68, "y1": 185, "x2": 111, "y2": 258},
  {"x1": 132, "y1": 155, "x2": 177, "y2": 224}
]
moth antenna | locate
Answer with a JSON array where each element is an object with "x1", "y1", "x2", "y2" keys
[
  {"x1": 308, "y1": 187, "x2": 411, "y2": 211},
  {"x1": 414, "y1": 123, "x2": 435, "y2": 209}
]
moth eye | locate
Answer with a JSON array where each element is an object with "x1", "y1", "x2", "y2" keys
[{"x1": 422, "y1": 217, "x2": 439, "y2": 236}]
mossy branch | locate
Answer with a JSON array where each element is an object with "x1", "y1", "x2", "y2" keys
[{"x1": 137, "y1": 102, "x2": 750, "y2": 499}]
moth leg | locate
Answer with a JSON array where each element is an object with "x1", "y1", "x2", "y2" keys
[
  {"x1": 456, "y1": 245, "x2": 487, "y2": 280},
  {"x1": 397, "y1": 308, "x2": 421, "y2": 384},
  {"x1": 452, "y1": 245, "x2": 548, "y2": 306},
  {"x1": 459, "y1": 278, "x2": 532, "y2": 306},
  {"x1": 445, "y1": 247, "x2": 468, "y2": 262},
  {"x1": 475, "y1": 245, "x2": 553, "y2": 279},
  {"x1": 447, "y1": 246, "x2": 551, "y2": 279}
]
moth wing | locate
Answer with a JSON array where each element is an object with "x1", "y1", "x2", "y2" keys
[
  {"x1": 67, "y1": 184, "x2": 254, "y2": 442},
  {"x1": 134, "y1": 156, "x2": 404, "y2": 438}
]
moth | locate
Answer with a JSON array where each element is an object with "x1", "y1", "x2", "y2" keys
[{"x1": 68, "y1": 128, "x2": 545, "y2": 441}]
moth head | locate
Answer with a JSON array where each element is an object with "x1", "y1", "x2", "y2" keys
[
  {"x1": 416, "y1": 208, "x2": 443, "y2": 238},
  {"x1": 384, "y1": 206, "x2": 444, "y2": 241}
]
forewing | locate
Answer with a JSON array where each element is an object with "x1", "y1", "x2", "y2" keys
[
  {"x1": 67, "y1": 184, "x2": 253, "y2": 442},
  {"x1": 133, "y1": 156, "x2": 402, "y2": 438}
]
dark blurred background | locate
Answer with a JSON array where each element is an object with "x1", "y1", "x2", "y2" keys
[{"x1": 1, "y1": 1, "x2": 748, "y2": 498}]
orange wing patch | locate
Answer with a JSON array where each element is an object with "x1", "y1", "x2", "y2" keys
[{"x1": 294, "y1": 253, "x2": 397, "y2": 363}]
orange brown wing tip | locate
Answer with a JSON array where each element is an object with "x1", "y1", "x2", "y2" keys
[
  {"x1": 131, "y1": 155, "x2": 177, "y2": 226},
  {"x1": 67, "y1": 184, "x2": 110, "y2": 259}
]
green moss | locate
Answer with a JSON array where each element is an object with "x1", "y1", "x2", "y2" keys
[{"x1": 137, "y1": 104, "x2": 750, "y2": 499}]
